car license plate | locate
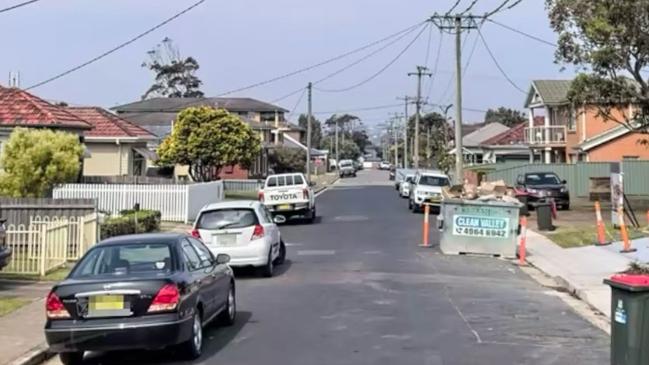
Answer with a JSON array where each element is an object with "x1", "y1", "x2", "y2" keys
[
  {"x1": 216, "y1": 234, "x2": 237, "y2": 246},
  {"x1": 277, "y1": 204, "x2": 292, "y2": 211},
  {"x1": 90, "y1": 295, "x2": 124, "y2": 311}
]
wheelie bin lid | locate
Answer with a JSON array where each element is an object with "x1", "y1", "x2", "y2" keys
[{"x1": 604, "y1": 274, "x2": 649, "y2": 292}]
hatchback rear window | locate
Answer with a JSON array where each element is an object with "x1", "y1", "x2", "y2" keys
[
  {"x1": 71, "y1": 243, "x2": 172, "y2": 278},
  {"x1": 197, "y1": 209, "x2": 259, "y2": 230}
]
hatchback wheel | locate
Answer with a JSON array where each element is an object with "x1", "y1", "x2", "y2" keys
[
  {"x1": 275, "y1": 241, "x2": 286, "y2": 265},
  {"x1": 59, "y1": 352, "x2": 84, "y2": 365},
  {"x1": 218, "y1": 284, "x2": 236, "y2": 326},
  {"x1": 261, "y1": 250, "x2": 274, "y2": 277},
  {"x1": 182, "y1": 311, "x2": 203, "y2": 360}
]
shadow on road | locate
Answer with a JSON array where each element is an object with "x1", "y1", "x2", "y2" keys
[
  {"x1": 232, "y1": 259, "x2": 293, "y2": 280},
  {"x1": 78, "y1": 311, "x2": 253, "y2": 365}
]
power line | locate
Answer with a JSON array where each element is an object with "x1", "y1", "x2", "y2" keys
[
  {"x1": 270, "y1": 86, "x2": 306, "y2": 104},
  {"x1": 484, "y1": 0, "x2": 511, "y2": 17},
  {"x1": 0, "y1": 0, "x2": 41, "y2": 14},
  {"x1": 287, "y1": 87, "x2": 307, "y2": 117},
  {"x1": 312, "y1": 22, "x2": 424, "y2": 86},
  {"x1": 446, "y1": 0, "x2": 462, "y2": 15},
  {"x1": 423, "y1": 23, "x2": 434, "y2": 67},
  {"x1": 485, "y1": 18, "x2": 556, "y2": 47},
  {"x1": 313, "y1": 103, "x2": 402, "y2": 115},
  {"x1": 477, "y1": 27, "x2": 527, "y2": 94},
  {"x1": 425, "y1": 30, "x2": 443, "y2": 100},
  {"x1": 26, "y1": 0, "x2": 207, "y2": 90},
  {"x1": 438, "y1": 30, "x2": 479, "y2": 103},
  {"x1": 461, "y1": 0, "x2": 479, "y2": 14},
  {"x1": 314, "y1": 23, "x2": 430, "y2": 93},
  {"x1": 216, "y1": 20, "x2": 426, "y2": 97}
]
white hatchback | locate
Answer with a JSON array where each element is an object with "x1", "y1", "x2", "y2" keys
[{"x1": 192, "y1": 201, "x2": 285, "y2": 277}]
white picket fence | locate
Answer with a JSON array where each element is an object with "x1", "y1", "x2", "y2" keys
[
  {"x1": 53, "y1": 181, "x2": 224, "y2": 223},
  {"x1": 223, "y1": 179, "x2": 263, "y2": 192},
  {"x1": 4, "y1": 213, "x2": 99, "y2": 276}
]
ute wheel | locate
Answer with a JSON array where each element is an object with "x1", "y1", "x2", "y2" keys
[
  {"x1": 182, "y1": 310, "x2": 203, "y2": 360},
  {"x1": 59, "y1": 352, "x2": 84, "y2": 365},
  {"x1": 217, "y1": 284, "x2": 236, "y2": 326},
  {"x1": 308, "y1": 207, "x2": 317, "y2": 223},
  {"x1": 275, "y1": 241, "x2": 286, "y2": 265},
  {"x1": 261, "y1": 249, "x2": 274, "y2": 277}
]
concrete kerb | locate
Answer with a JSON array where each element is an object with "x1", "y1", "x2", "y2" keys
[{"x1": 8, "y1": 344, "x2": 53, "y2": 365}]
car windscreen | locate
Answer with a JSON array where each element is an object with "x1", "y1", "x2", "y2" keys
[
  {"x1": 197, "y1": 208, "x2": 259, "y2": 230},
  {"x1": 70, "y1": 243, "x2": 172, "y2": 278},
  {"x1": 418, "y1": 176, "x2": 450, "y2": 187},
  {"x1": 525, "y1": 173, "x2": 561, "y2": 185}
]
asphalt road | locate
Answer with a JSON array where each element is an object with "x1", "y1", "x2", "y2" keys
[{"x1": 46, "y1": 169, "x2": 609, "y2": 365}]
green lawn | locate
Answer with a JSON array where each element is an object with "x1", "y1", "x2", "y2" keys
[
  {"x1": 0, "y1": 264, "x2": 71, "y2": 282},
  {"x1": 224, "y1": 191, "x2": 258, "y2": 200},
  {"x1": 0, "y1": 297, "x2": 30, "y2": 317},
  {"x1": 546, "y1": 223, "x2": 649, "y2": 248}
]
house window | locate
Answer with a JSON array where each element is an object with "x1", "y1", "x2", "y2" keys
[
  {"x1": 623, "y1": 155, "x2": 639, "y2": 160},
  {"x1": 567, "y1": 106, "x2": 576, "y2": 131},
  {"x1": 132, "y1": 151, "x2": 145, "y2": 176}
]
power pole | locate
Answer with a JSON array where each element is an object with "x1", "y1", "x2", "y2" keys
[
  {"x1": 306, "y1": 82, "x2": 313, "y2": 180},
  {"x1": 397, "y1": 96, "x2": 415, "y2": 169},
  {"x1": 389, "y1": 113, "x2": 403, "y2": 168},
  {"x1": 430, "y1": 14, "x2": 479, "y2": 183},
  {"x1": 408, "y1": 66, "x2": 432, "y2": 169},
  {"x1": 335, "y1": 118, "x2": 339, "y2": 172}
]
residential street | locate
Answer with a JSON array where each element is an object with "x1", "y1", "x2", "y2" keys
[{"x1": 46, "y1": 170, "x2": 609, "y2": 365}]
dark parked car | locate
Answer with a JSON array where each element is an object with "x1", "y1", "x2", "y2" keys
[
  {"x1": 0, "y1": 219, "x2": 10, "y2": 271},
  {"x1": 516, "y1": 172, "x2": 570, "y2": 210},
  {"x1": 44, "y1": 233, "x2": 236, "y2": 365}
]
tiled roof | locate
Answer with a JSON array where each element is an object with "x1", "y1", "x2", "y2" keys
[
  {"x1": 525, "y1": 80, "x2": 572, "y2": 107},
  {"x1": 0, "y1": 87, "x2": 92, "y2": 129},
  {"x1": 66, "y1": 107, "x2": 155, "y2": 139},
  {"x1": 481, "y1": 122, "x2": 526, "y2": 145},
  {"x1": 113, "y1": 97, "x2": 289, "y2": 113},
  {"x1": 463, "y1": 122, "x2": 510, "y2": 146}
]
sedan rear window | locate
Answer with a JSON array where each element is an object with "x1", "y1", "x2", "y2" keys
[
  {"x1": 71, "y1": 243, "x2": 172, "y2": 278},
  {"x1": 197, "y1": 209, "x2": 259, "y2": 230}
]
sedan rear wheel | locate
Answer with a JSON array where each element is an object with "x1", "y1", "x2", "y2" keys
[
  {"x1": 59, "y1": 352, "x2": 84, "y2": 365},
  {"x1": 182, "y1": 311, "x2": 203, "y2": 360}
]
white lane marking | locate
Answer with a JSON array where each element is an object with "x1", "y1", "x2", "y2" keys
[
  {"x1": 381, "y1": 334, "x2": 412, "y2": 340},
  {"x1": 284, "y1": 243, "x2": 303, "y2": 247},
  {"x1": 363, "y1": 250, "x2": 382, "y2": 255},
  {"x1": 333, "y1": 215, "x2": 369, "y2": 222},
  {"x1": 297, "y1": 250, "x2": 336, "y2": 256}
]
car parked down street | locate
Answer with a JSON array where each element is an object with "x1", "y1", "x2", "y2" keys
[
  {"x1": 339, "y1": 160, "x2": 357, "y2": 178},
  {"x1": 44, "y1": 233, "x2": 236, "y2": 365},
  {"x1": 399, "y1": 175, "x2": 415, "y2": 198},
  {"x1": 516, "y1": 172, "x2": 570, "y2": 210},
  {"x1": 409, "y1": 170, "x2": 451, "y2": 214},
  {"x1": 259, "y1": 173, "x2": 316, "y2": 223},
  {"x1": 0, "y1": 219, "x2": 11, "y2": 271},
  {"x1": 192, "y1": 201, "x2": 286, "y2": 277}
]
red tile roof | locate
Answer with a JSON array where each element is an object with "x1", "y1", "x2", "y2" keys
[
  {"x1": 480, "y1": 117, "x2": 545, "y2": 146},
  {"x1": 0, "y1": 87, "x2": 92, "y2": 129},
  {"x1": 66, "y1": 107, "x2": 155, "y2": 139}
]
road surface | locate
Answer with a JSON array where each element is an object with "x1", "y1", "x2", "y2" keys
[{"x1": 46, "y1": 169, "x2": 609, "y2": 365}]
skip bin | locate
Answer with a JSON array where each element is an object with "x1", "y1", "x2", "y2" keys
[
  {"x1": 438, "y1": 198, "x2": 522, "y2": 258},
  {"x1": 604, "y1": 275, "x2": 649, "y2": 365}
]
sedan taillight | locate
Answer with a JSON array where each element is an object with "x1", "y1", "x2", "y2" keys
[
  {"x1": 46, "y1": 292, "x2": 71, "y2": 319},
  {"x1": 251, "y1": 224, "x2": 265, "y2": 240},
  {"x1": 148, "y1": 284, "x2": 180, "y2": 313}
]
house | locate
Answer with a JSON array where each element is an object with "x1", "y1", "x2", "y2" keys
[
  {"x1": 479, "y1": 121, "x2": 539, "y2": 164},
  {"x1": 0, "y1": 87, "x2": 92, "y2": 159},
  {"x1": 65, "y1": 107, "x2": 157, "y2": 177},
  {"x1": 524, "y1": 79, "x2": 649, "y2": 163},
  {"x1": 112, "y1": 97, "x2": 305, "y2": 179},
  {"x1": 448, "y1": 122, "x2": 510, "y2": 164}
]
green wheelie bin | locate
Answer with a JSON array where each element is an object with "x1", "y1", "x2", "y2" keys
[{"x1": 604, "y1": 274, "x2": 649, "y2": 365}]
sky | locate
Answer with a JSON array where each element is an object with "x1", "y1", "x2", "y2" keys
[{"x1": 0, "y1": 0, "x2": 572, "y2": 135}]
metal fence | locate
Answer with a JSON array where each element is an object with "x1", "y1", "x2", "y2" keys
[
  {"x1": 53, "y1": 181, "x2": 224, "y2": 223},
  {"x1": 484, "y1": 161, "x2": 649, "y2": 197},
  {"x1": 222, "y1": 179, "x2": 263, "y2": 192},
  {"x1": 4, "y1": 213, "x2": 99, "y2": 276},
  {"x1": 0, "y1": 197, "x2": 96, "y2": 226}
]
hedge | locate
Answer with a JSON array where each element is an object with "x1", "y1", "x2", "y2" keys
[{"x1": 100, "y1": 210, "x2": 161, "y2": 240}]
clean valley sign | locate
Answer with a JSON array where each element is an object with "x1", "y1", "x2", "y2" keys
[{"x1": 453, "y1": 215, "x2": 509, "y2": 238}]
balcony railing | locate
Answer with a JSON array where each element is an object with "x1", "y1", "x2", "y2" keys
[{"x1": 524, "y1": 126, "x2": 567, "y2": 146}]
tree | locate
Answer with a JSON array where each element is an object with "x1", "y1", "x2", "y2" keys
[
  {"x1": 142, "y1": 37, "x2": 204, "y2": 100},
  {"x1": 484, "y1": 107, "x2": 526, "y2": 127},
  {"x1": 0, "y1": 128, "x2": 83, "y2": 197},
  {"x1": 297, "y1": 114, "x2": 323, "y2": 148},
  {"x1": 268, "y1": 147, "x2": 306, "y2": 174},
  {"x1": 351, "y1": 130, "x2": 371, "y2": 154},
  {"x1": 338, "y1": 140, "x2": 361, "y2": 160},
  {"x1": 547, "y1": 0, "x2": 649, "y2": 132},
  {"x1": 158, "y1": 107, "x2": 261, "y2": 181},
  {"x1": 325, "y1": 114, "x2": 360, "y2": 143}
]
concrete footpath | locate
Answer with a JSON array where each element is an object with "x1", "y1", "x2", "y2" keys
[{"x1": 525, "y1": 229, "x2": 646, "y2": 327}]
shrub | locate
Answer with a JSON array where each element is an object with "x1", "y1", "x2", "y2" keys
[{"x1": 101, "y1": 210, "x2": 161, "y2": 239}]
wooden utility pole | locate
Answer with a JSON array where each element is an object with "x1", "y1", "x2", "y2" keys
[
  {"x1": 408, "y1": 66, "x2": 431, "y2": 169},
  {"x1": 306, "y1": 82, "x2": 313, "y2": 179},
  {"x1": 429, "y1": 13, "x2": 479, "y2": 182}
]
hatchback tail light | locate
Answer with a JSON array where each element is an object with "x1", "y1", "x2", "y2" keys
[
  {"x1": 251, "y1": 224, "x2": 265, "y2": 240},
  {"x1": 258, "y1": 191, "x2": 264, "y2": 202},
  {"x1": 190, "y1": 229, "x2": 202, "y2": 240},
  {"x1": 148, "y1": 284, "x2": 180, "y2": 313},
  {"x1": 46, "y1": 292, "x2": 70, "y2": 319}
]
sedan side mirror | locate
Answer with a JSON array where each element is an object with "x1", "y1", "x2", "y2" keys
[
  {"x1": 215, "y1": 253, "x2": 231, "y2": 265},
  {"x1": 562, "y1": 179, "x2": 567, "y2": 184}
]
